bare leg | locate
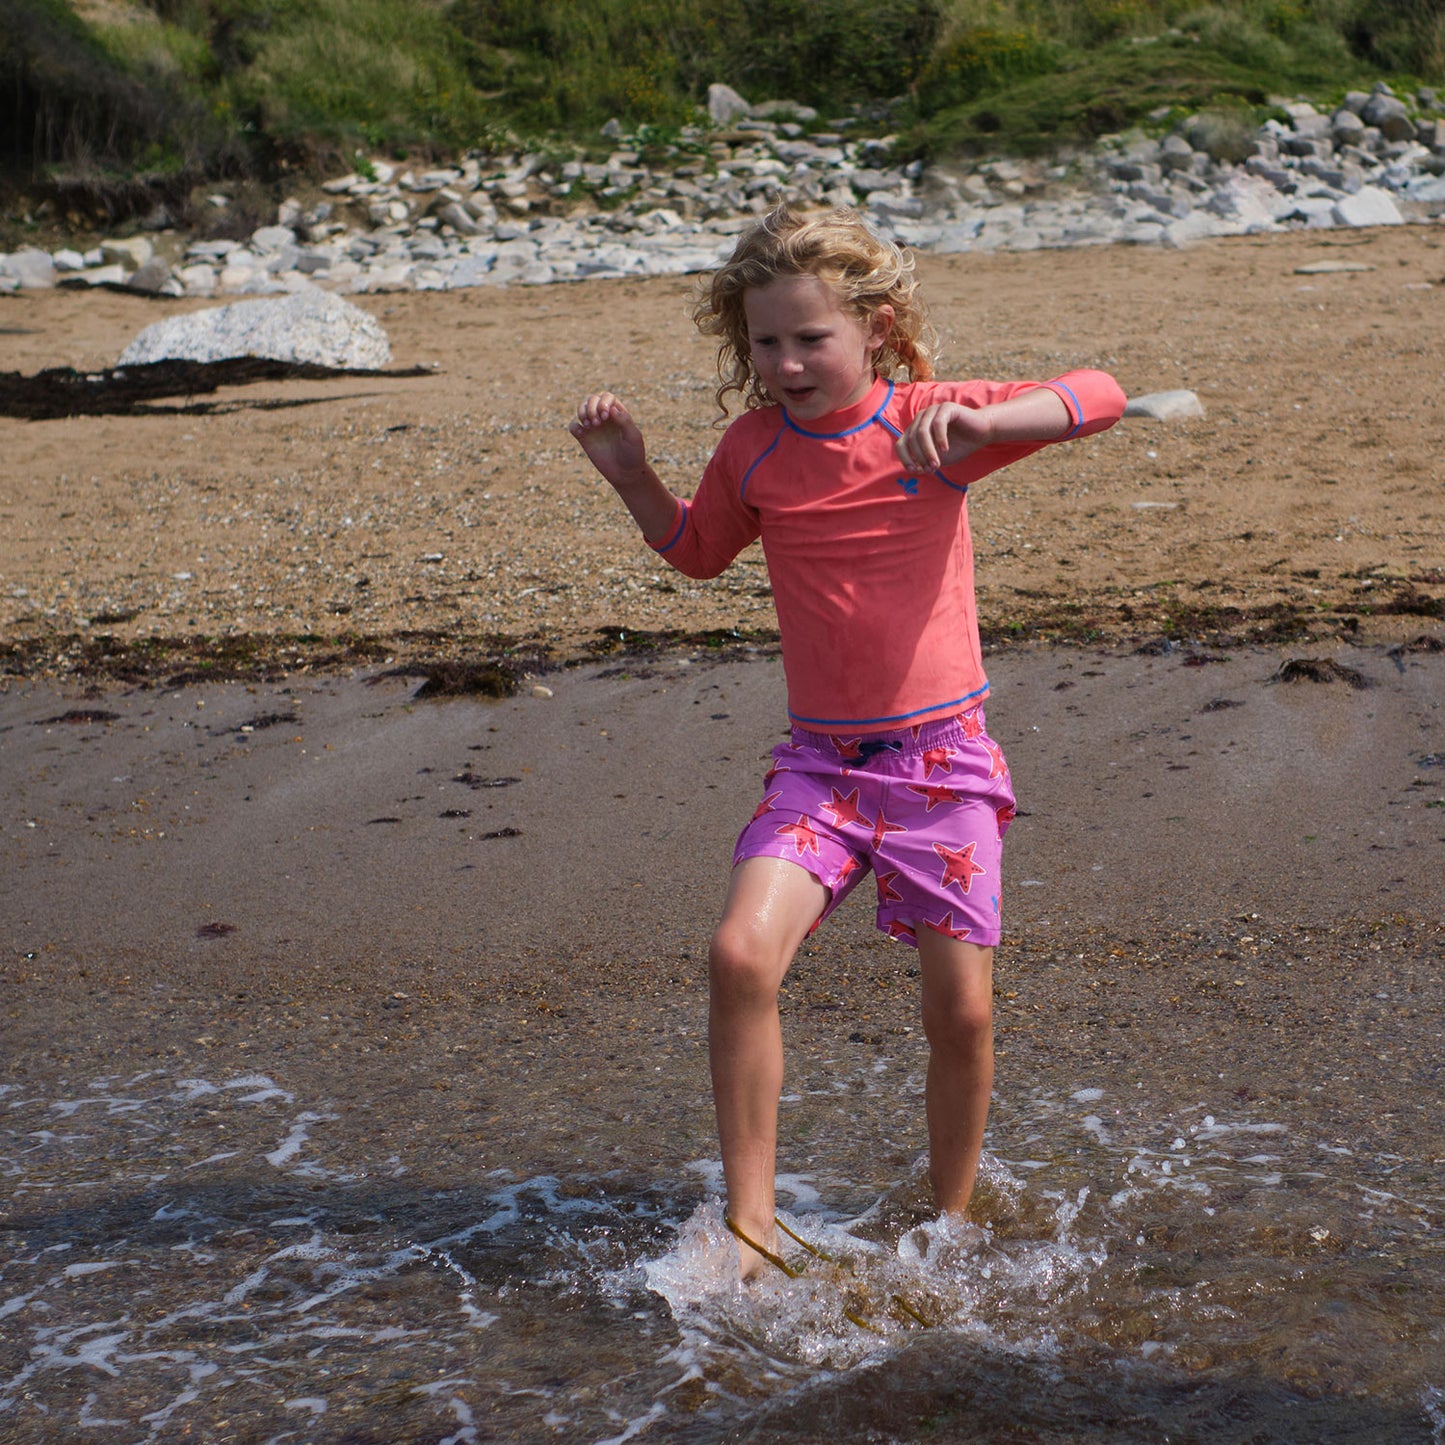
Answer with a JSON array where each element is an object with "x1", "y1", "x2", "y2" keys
[
  {"x1": 708, "y1": 856, "x2": 828, "y2": 1277},
  {"x1": 915, "y1": 931, "x2": 995, "y2": 1215}
]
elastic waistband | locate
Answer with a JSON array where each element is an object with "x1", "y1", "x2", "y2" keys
[{"x1": 790, "y1": 705, "x2": 986, "y2": 761}]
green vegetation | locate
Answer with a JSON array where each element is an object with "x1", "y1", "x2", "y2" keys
[{"x1": 2, "y1": 0, "x2": 1441, "y2": 210}]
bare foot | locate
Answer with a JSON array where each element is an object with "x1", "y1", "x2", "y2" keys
[{"x1": 725, "y1": 1215, "x2": 789, "y2": 1283}]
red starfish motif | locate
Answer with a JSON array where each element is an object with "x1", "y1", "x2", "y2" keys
[
  {"x1": 981, "y1": 738, "x2": 1009, "y2": 780},
  {"x1": 820, "y1": 786, "x2": 872, "y2": 830},
  {"x1": 834, "y1": 855, "x2": 863, "y2": 888},
  {"x1": 935, "y1": 840, "x2": 985, "y2": 893},
  {"x1": 876, "y1": 869, "x2": 904, "y2": 903},
  {"x1": 832, "y1": 736, "x2": 864, "y2": 761},
  {"x1": 924, "y1": 911, "x2": 973, "y2": 941},
  {"x1": 870, "y1": 807, "x2": 908, "y2": 850},
  {"x1": 751, "y1": 790, "x2": 782, "y2": 821},
  {"x1": 959, "y1": 707, "x2": 985, "y2": 740},
  {"x1": 921, "y1": 744, "x2": 957, "y2": 778},
  {"x1": 776, "y1": 816, "x2": 821, "y2": 856},
  {"x1": 906, "y1": 783, "x2": 960, "y2": 812},
  {"x1": 996, "y1": 802, "x2": 1016, "y2": 830},
  {"x1": 884, "y1": 918, "x2": 917, "y2": 944}
]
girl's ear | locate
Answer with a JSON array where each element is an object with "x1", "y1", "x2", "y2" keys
[{"x1": 866, "y1": 304, "x2": 895, "y2": 355}]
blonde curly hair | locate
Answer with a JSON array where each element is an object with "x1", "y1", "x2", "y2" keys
[{"x1": 692, "y1": 204, "x2": 936, "y2": 417}]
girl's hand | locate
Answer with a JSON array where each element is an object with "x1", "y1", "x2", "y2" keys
[
  {"x1": 569, "y1": 392, "x2": 648, "y2": 485},
  {"x1": 894, "y1": 402, "x2": 992, "y2": 473}
]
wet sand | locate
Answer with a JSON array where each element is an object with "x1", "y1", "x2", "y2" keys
[{"x1": 4, "y1": 642, "x2": 1440, "y2": 1187}]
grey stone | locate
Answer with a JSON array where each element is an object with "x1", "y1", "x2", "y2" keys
[
  {"x1": 750, "y1": 99, "x2": 817, "y2": 122},
  {"x1": 1332, "y1": 186, "x2": 1404, "y2": 226},
  {"x1": 1361, "y1": 93, "x2": 1416, "y2": 142},
  {"x1": 118, "y1": 290, "x2": 391, "y2": 368},
  {"x1": 251, "y1": 225, "x2": 297, "y2": 252},
  {"x1": 5, "y1": 249, "x2": 57, "y2": 288},
  {"x1": 849, "y1": 168, "x2": 899, "y2": 194},
  {"x1": 71, "y1": 264, "x2": 130, "y2": 288},
  {"x1": 126, "y1": 258, "x2": 175, "y2": 294},
  {"x1": 1332, "y1": 109, "x2": 1367, "y2": 145},
  {"x1": 101, "y1": 237, "x2": 152, "y2": 269},
  {"x1": 1124, "y1": 390, "x2": 1205, "y2": 420},
  {"x1": 1405, "y1": 174, "x2": 1445, "y2": 202},
  {"x1": 435, "y1": 201, "x2": 482, "y2": 235},
  {"x1": 708, "y1": 83, "x2": 750, "y2": 126}
]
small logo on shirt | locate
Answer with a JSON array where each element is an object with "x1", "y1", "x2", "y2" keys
[{"x1": 895, "y1": 476, "x2": 920, "y2": 497}]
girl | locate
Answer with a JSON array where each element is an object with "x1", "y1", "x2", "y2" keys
[{"x1": 570, "y1": 206, "x2": 1124, "y2": 1277}]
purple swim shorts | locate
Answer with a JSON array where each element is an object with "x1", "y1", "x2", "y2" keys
[{"x1": 733, "y1": 705, "x2": 1017, "y2": 949}]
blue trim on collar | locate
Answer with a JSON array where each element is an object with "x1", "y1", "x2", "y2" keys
[{"x1": 783, "y1": 379, "x2": 895, "y2": 439}]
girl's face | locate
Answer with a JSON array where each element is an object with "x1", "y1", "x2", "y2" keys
[{"x1": 742, "y1": 274, "x2": 893, "y2": 422}]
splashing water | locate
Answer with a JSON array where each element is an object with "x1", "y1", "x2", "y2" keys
[{"x1": 2, "y1": 1068, "x2": 1440, "y2": 1443}]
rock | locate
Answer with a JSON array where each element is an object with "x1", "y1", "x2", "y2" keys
[
  {"x1": 1331, "y1": 186, "x2": 1404, "y2": 226},
  {"x1": 67, "y1": 264, "x2": 130, "y2": 288},
  {"x1": 101, "y1": 236, "x2": 153, "y2": 269},
  {"x1": 1361, "y1": 92, "x2": 1416, "y2": 142},
  {"x1": 126, "y1": 258, "x2": 176, "y2": 295},
  {"x1": 4, "y1": 248, "x2": 57, "y2": 288},
  {"x1": 1124, "y1": 390, "x2": 1205, "y2": 421},
  {"x1": 708, "y1": 83, "x2": 750, "y2": 126},
  {"x1": 435, "y1": 201, "x2": 482, "y2": 235},
  {"x1": 251, "y1": 225, "x2": 297, "y2": 252},
  {"x1": 750, "y1": 99, "x2": 817, "y2": 122},
  {"x1": 1294, "y1": 260, "x2": 1375, "y2": 274},
  {"x1": 118, "y1": 290, "x2": 392, "y2": 368},
  {"x1": 1405, "y1": 174, "x2": 1445, "y2": 203},
  {"x1": 1332, "y1": 109, "x2": 1367, "y2": 145}
]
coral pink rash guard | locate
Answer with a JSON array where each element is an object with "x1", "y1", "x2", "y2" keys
[{"x1": 651, "y1": 371, "x2": 1126, "y2": 734}]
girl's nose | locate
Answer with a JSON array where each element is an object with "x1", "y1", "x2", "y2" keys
[{"x1": 779, "y1": 352, "x2": 805, "y2": 374}]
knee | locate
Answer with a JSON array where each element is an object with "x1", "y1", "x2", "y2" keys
[
  {"x1": 708, "y1": 919, "x2": 784, "y2": 1005},
  {"x1": 921, "y1": 989, "x2": 993, "y2": 1055}
]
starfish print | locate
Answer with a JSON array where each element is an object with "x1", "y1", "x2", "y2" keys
[
  {"x1": 996, "y1": 802, "x2": 1016, "y2": 831},
  {"x1": 935, "y1": 840, "x2": 985, "y2": 893},
  {"x1": 921, "y1": 744, "x2": 957, "y2": 779},
  {"x1": 924, "y1": 911, "x2": 973, "y2": 942},
  {"x1": 980, "y1": 738, "x2": 1009, "y2": 780},
  {"x1": 906, "y1": 783, "x2": 960, "y2": 812},
  {"x1": 820, "y1": 786, "x2": 872, "y2": 830},
  {"x1": 832, "y1": 736, "x2": 864, "y2": 761},
  {"x1": 776, "y1": 816, "x2": 821, "y2": 856},
  {"x1": 871, "y1": 807, "x2": 908, "y2": 851},
  {"x1": 959, "y1": 707, "x2": 985, "y2": 740},
  {"x1": 884, "y1": 918, "x2": 918, "y2": 944},
  {"x1": 876, "y1": 869, "x2": 904, "y2": 904},
  {"x1": 834, "y1": 855, "x2": 864, "y2": 888},
  {"x1": 751, "y1": 790, "x2": 782, "y2": 822}
]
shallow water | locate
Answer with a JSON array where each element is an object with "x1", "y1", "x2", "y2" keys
[{"x1": 2, "y1": 1056, "x2": 1440, "y2": 1444}]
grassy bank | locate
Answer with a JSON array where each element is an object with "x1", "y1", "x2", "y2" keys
[{"x1": 2, "y1": 0, "x2": 1442, "y2": 223}]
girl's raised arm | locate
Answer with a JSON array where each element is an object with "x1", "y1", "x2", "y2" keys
[
  {"x1": 895, "y1": 387, "x2": 1073, "y2": 474},
  {"x1": 569, "y1": 393, "x2": 681, "y2": 545}
]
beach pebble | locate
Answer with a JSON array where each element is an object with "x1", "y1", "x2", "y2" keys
[
  {"x1": 531, "y1": 685, "x2": 554, "y2": 699},
  {"x1": 22, "y1": 79, "x2": 1445, "y2": 303},
  {"x1": 1123, "y1": 390, "x2": 1206, "y2": 421}
]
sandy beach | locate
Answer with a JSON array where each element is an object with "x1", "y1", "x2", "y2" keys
[{"x1": 2, "y1": 226, "x2": 1443, "y2": 1441}]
